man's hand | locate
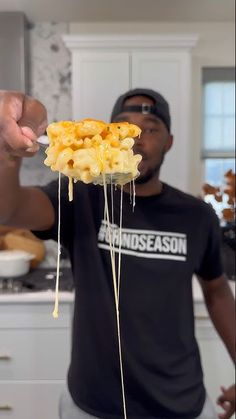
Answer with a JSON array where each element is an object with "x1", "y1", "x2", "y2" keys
[
  {"x1": 0, "y1": 90, "x2": 47, "y2": 158},
  {"x1": 0, "y1": 91, "x2": 54, "y2": 230},
  {"x1": 217, "y1": 385, "x2": 235, "y2": 419}
]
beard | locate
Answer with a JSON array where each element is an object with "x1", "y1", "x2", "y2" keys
[{"x1": 135, "y1": 151, "x2": 165, "y2": 185}]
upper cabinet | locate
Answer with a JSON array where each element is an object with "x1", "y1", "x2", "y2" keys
[
  {"x1": 63, "y1": 34, "x2": 198, "y2": 192},
  {"x1": 71, "y1": 51, "x2": 130, "y2": 121}
]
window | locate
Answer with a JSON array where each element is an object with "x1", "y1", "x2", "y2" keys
[{"x1": 202, "y1": 68, "x2": 235, "y2": 186}]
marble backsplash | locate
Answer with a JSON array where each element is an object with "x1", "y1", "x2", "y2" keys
[{"x1": 21, "y1": 22, "x2": 72, "y2": 186}]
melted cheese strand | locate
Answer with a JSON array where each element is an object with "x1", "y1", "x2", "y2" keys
[
  {"x1": 53, "y1": 172, "x2": 62, "y2": 319},
  {"x1": 110, "y1": 176, "x2": 115, "y2": 260},
  {"x1": 102, "y1": 175, "x2": 127, "y2": 419},
  {"x1": 111, "y1": 176, "x2": 114, "y2": 226},
  {"x1": 132, "y1": 179, "x2": 136, "y2": 212},
  {"x1": 68, "y1": 176, "x2": 73, "y2": 202},
  {"x1": 129, "y1": 182, "x2": 132, "y2": 204},
  {"x1": 103, "y1": 178, "x2": 118, "y2": 303},
  {"x1": 118, "y1": 185, "x2": 123, "y2": 302}
]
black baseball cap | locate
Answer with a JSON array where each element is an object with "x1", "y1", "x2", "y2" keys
[{"x1": 110, "y1": 88, "x2": 171, "y2": 132}]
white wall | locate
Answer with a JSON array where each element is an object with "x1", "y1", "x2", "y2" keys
[{"x1": 69, "y1": 22, "x2": 235, "y2": 194}]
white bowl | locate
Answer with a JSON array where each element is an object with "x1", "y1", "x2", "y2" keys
[{"x1": 0, "y1": 250, "x2": 34, "y2": 277}]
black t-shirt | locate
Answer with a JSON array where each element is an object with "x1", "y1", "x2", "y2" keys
[{"x1": 35, "y1": 179, "x2": 223, "y2": 419}]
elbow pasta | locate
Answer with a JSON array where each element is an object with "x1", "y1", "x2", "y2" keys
[{"x1": 45, "y1": 119, "x2": 142, "y2": 186}]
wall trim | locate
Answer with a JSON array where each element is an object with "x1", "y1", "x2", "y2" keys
[{"x1": 62, "y1": 34, "x2": 199, "y2": 51}]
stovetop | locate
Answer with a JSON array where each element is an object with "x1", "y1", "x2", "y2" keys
[{"x1": 0, "y1": 267, "x2": 74, "y2": 294}]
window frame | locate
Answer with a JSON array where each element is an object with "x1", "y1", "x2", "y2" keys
[
  {"x1": 201, "y1": 67, "x2": 235, "y2": 187},
  {"x1": 202, "y1": 67, "x2": 235, "y2": 160}
]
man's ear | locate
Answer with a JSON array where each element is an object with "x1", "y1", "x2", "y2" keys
[{"x1": 165, "y1": 134, "x2": 173, "y2": 152}]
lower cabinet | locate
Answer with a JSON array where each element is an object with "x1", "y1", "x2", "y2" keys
[
  {"x1": 0, "y1": 299, "x2": 72, "y2": 419},
  {"x1": 0, "y1": 382, "x2": 65, "y2": 419}
]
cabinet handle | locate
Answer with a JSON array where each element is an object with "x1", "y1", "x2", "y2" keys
[
  {"x1": 0, "y1": 355, "x2": 11, "y2": 361},
  {"x1": 0, "y1": 405, "x2": 13, "y2": 411}
]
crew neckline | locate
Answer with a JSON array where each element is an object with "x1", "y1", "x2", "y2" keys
[{"x1": 123, "y1": 182, "x2": 169, "y2": 202}]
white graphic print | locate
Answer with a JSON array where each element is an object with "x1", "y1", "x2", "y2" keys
[{"x1": 98, "y1": 220, "x2": 187, "y2": 261}]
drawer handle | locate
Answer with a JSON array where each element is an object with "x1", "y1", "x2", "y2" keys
[
  {"x1": 0, "y1": 355, "x2": 11, "y2": 361},
  {"x1": 0, "y1": 405, "x2": 13, "y2": 411}
]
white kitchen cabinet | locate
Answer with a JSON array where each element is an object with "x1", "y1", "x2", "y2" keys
[
  {"x1": 0, "y1": 383, "x2": 64, "y2": 419},
  {"x1": 0, "y1": 296, "x2": 73, "y2": 419},
  {"x1": 0, "y1": 329, "x2": 70, "y2": 381},
  {"x1": 63, "y1": 34, "x2": 198, "y2": 191},
  {"x1": 131, "y1": 51, "x2": 191, "y2": 189},
  {"x1": 72, "y1": 51, "x2": 130, "y2": 121}
]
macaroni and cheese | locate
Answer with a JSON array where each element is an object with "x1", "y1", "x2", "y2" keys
[{"x1": 45, "y1": 119, "x2": 142, "y2": 190}]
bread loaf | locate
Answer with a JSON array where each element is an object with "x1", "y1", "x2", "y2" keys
[{"x1": 3, "y1": 229, "x2": 45, "y2": 268}]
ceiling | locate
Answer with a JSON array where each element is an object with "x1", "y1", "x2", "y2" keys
[{"x1": 0, "y1": 0, "x2": 235, "y2": 22}]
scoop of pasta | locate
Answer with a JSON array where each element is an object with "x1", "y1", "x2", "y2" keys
[{"x1": 45, "y1": 119, "x2": 142, "y2": 193}]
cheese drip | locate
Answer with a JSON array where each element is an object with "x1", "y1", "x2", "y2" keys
[
  {"x1": 102, "y1": 175, "x2": 127, "y2": 419},
  {"x1": 52, "y1": 172, "x2": 61, "y2": 319}
]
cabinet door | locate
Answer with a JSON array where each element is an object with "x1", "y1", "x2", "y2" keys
[
  {"x1": 0, "y1": 328, "x2": 70, "y2": 380},
  {"x1": 72, "y1": 51, "x2": 130, "y2": 121},
  {"x1": 0, "y1": 382, "x2": 65, "y2": 419},
  {"x1": 132, "y1": 51, "x2": 191, "y2": 191}
]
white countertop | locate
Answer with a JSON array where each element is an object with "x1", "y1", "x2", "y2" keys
[
  {"x1": 0, "y1": 289, "x2": 74, "y2": 303},
  {"x1": 0, "y1": 278, "x2": 234, "y2": 304}
]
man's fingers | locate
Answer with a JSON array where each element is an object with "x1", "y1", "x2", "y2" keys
[
  {"x1": 25, "y1": 143, "x2": 40, "y2": 153},
  {"x1": 218, "y1": 395, "x2": 226, "y2": 404},
  {"x1": 1, "y1": 118, "x2": 35, "y2": 150},
  {"x1": 217, "y1": 387, "x2": 228, "y2": 404},
  {"x1": 0, "y1": 91, "x2": 47, "y2": 156},
  {"x1": 20, "y1": 126, "x2": 38, "y2": 142},
  {"x1": 18, "y1": 95, "x2": 48, "y2": 138},
  {"x1": 18, "y1": 116, "x2": 47, "y2": 139},
  {"x1": 222, "y1": 401, "x2": 230, "y2": 411},
  {"x1": 218, "y1": 402, "x2": 235, "y2": 419}
]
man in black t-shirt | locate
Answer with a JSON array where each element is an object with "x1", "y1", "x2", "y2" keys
[{"x1": 0, "y1": 89, "x2": 235, "y2": 419}]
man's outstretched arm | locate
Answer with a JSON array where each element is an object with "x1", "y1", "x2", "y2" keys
[{"x1": 0, "y1": 90, "x2": 55, "y2": 230}]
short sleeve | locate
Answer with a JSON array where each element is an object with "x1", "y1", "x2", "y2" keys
[{"x1": 195, "y1": 205, "x2": 223, "y2": 280}]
